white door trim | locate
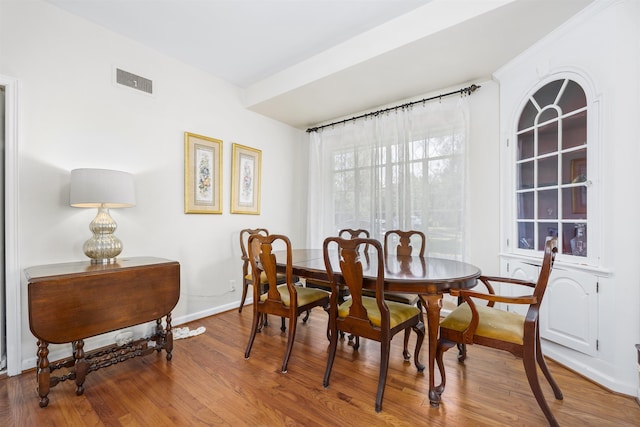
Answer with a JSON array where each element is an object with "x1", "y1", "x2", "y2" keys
[{"x1": 1, "y1": 74, "x2": 21, "y2": 376}]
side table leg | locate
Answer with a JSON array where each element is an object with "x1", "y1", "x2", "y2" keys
[
  {"x1": 420, "y1": 294, "x2": 443, "y2": 407},
  {"x1": 165, "y1": 312, "x2": 173, "y2": 361},
  {"x1": 73, "y1": 340, "x2": 88, "y2": 396},
  {"x1": 36, "y1": 340, "x2": 50, "y2": 408}
]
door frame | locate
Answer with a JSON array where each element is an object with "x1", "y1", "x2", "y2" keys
[{"x1": 1, "y1": 74, "x2": 21, "y2": 375}]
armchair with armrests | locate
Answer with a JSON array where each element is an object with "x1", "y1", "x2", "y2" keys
[
  {"x1": 244, "y1": 233, "x2": 330, "y2": 373},
  {"x1": 435, "y1": 238, "x2": 562, "y2": 426},
  {"x1": 322, "y1": 236, "x2": 425, "y2": 412}
]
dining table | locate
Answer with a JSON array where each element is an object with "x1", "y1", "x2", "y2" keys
[{"x1": 273, "y1": 248, "x2": 481, "y2": 407}]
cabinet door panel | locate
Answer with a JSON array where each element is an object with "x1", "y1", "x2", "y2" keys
[
  {"x1": 540, "y1": 268, "x2": 598, "y2": 356},
  {"x1": 499, "y1": 260, "x2": 538, "y2": 316},
  {"x1": 501, "y1": 259, "x2": 598, "y2": 356}
]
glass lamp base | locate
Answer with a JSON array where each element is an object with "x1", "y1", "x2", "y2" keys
[{"x1": 83, "y1": 207, "x2": 124, "y2": 263}]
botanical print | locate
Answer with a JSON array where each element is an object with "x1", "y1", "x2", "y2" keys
[
  {"x1": 239, "y1": 154, "x2": 254, "y2": 205},
  {"x1": 195, "y1": 145, "x2": 214, "y2": 204},
  {"x1": 185, "y1": 132, "x2": 222, "y2": 214},
  {"x1": 231, "y1": 143, "x2": 260, "y2": 214}
]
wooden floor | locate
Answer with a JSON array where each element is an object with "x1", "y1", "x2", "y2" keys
[{"x1": 2, "y1": 307, "x2": 639, "y2": 426}]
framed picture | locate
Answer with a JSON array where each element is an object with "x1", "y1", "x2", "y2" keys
[
  {"x1": 231, "y1": 143, "x2": 261, "y2": 214},
  {"x1": 184, "y1": 132, "x2": 222, "y2": 214},
  {"x1": 570, "y1": 158, "x2": 587, "y2": 214}
]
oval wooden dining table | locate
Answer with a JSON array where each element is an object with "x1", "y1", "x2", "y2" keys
[{"x1": 273, "y1": 248, "x2": 481, "y2": 407}]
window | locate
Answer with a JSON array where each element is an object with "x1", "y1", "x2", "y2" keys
[
  {"x1": 308, "y1": 96, "x2": 469, "y2": 260},
  {"x1": 515, "y1": 79, "x2": 588, "y2": 257}
]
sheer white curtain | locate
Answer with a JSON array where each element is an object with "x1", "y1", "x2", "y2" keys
[{"x1": 307, "y1": 95, "x2": 470, "y2": 260}]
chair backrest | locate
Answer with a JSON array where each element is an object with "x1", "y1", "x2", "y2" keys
[
  {"x1": 383, "y1": 230, "x2": 426, "y2": 257},
  {"x1": 323, "y1": 236, "x2": 390, "y2": 332},
  {"x1": 240, "y1": 228, "x2": 269, "y2": 277},
  {"x1": 532, "y1": 237, "x2": 558, "y2": 311},
  {"x1": 338, "y1": 228, "x2": 371, "y2": 256},
  {"x1": 338, "y1": 228, "x2": 370, "y2": 240},
  {"x1": 247, "y1": 233, "x2": 295, "y2": 305}
]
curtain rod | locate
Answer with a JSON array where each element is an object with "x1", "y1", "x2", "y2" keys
[{"x1": 306, "y1": 84, "x2": 480, "y2": 133}]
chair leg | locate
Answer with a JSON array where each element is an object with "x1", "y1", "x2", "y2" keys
[
  {"x1": 375, "y1": 340, "x2": 391, "y2": 412},
  {"x1": 244, "y1": 310, "x2": 262, "y2": 359},
  {"x1": 351, "y1": 335, "x2": 360, "y2": 350},
  {"x1": 456, "y1": 343, "x2": 467, "y2": 362},
  {"x1": 323, "y1": 323, "x2": 339, "y2": 388},
  {"x1": 280, "y1": 317, "x2": 286, "y2": 332},
  {"x1": 302, "y1": 310, "x2": 311, "y2": 323},
  {"x1": 523, "y1": 341, "x2": 559, "y2": 427},
  {"x1": 257, "y1": 313, "x2": 264, "y2": 332},
  {"x1": 281, "y1": 317, "x2": 297, "y2": 373},
  {"x1": 402, "y1": 328, "x2": 411, "y2": 361},
  {"x1": 324, "y1": 306, "x2": 332, "y2": 341},
  {"x1": 535, "y1": 327, "x2": 563, "y2": 400},
  {"x1": 434, "y1": 339, "x2": 456, "y2": 395},
  {"x1": 238, "y1": 281, "x2": 249, "y2": 313},
  {"x1": 412, "y1": 322, "x2": 425, "y2": 372}
]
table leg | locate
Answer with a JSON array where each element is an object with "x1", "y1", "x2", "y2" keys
[
  {"x1": 165, "y1": 313, "x2": 174, "y2": 361},
  {"x1": 36, "y1": 340, "x2": 50, "y2": 408},
  {"x1": 419, "y1": 293, "x2": 443, "y2": 407},
  {"x1": 73, "y1": 340, "x2": 88, "y2": 396}
]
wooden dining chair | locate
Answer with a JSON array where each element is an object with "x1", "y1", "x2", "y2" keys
[
  {"x1": 239, "y1": 228, "x2": 289, "y2": 313},
  {"x1": 305, "y1": 228, "x2": 369, "y2": 301},
  {"x1": 435, "y1": 238, "x2": 562, "y2": 426},
  {"x1": 339, "y1": 228, "x2": 371, "y2": 245},
  {"x1": 322, "y1": 236, "x2": 425, "y2": 412},
  {"x1": 244, "y1": 233, "x2": 330, "y2": 373},
  {"x1": 362, "y1": 229, "x2": 425, "y2": 360}
]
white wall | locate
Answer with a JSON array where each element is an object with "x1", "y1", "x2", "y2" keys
[
  {"x1": 0, "y1": 0, "x2": 503, "y2": 376},
  {"x1": 495, "y1": 0, "x2": 640, "y2": 396},
  {"x1": 467, "y1": 81, "x2": 501, "y2": 275},
  {"x1": 1, "y1": 0, "x2": 307, "y2": 371}
]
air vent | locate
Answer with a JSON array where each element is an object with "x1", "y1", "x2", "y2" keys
[{"x1": 116, "y1": 68, "x2": 153, "y2": 94}]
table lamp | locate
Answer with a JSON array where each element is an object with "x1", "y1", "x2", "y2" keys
[{"x1": 69, "y1": 168, "x2": 136, "y2": 264}]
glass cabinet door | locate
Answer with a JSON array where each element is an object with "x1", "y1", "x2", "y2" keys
[{"x1": 515, "y1": 79, "x2": 588, "y2": 257}]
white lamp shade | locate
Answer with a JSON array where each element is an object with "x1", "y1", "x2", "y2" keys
[{"x1": 70, "y1": 168, "x2": 136, "y2": 208}]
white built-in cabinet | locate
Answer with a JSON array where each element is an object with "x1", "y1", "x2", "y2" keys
[
  {"x1": 497, "y1": 73, "x2": 606, "y2": 358},
  {"x1": 499, "y1": 256, "x2": 599, "y2": 357},
  {"x1": 495, "y1": 0, "x2": 640, "y2": 398}
]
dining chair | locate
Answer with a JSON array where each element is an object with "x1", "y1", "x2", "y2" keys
[
  {"x1": 361, "y1": 229, "x2": 425, "y2": 360},
  {"x1": 244, "y1": 233, "x2": 330, "y2": 373},
  {"x1": 322, "y1": 236, "x2": 425, "y2": 412},
  {"x1": 239, "y1": 228, "x2": 293, "y2": 313},
  {"x1": 305, "y1": 228, "x2": 369, "y2": 301},
  {"x1": 435, "y1": 238, "x2": 562, "y2": 426},
  {"x1": 339, "y1": 228, "x2": 371, "y2": 244}
]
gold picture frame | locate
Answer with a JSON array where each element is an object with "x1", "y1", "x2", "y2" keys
[
  {"x1": 184, "y1": 132, "x2": 222, "y2": 214},
  {"x1": 231, "y1": 143, "x2": 261, "y2": 214}
]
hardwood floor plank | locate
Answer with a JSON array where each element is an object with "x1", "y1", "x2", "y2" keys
[{"x1": 3, "y1": 307, "x2": 639, "y2": 426}]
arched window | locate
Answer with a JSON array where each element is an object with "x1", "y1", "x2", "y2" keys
[{"x1": 516, "y1": 79, "x2": 588, "y2": 257}]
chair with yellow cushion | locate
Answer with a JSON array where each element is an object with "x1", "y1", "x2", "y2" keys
[
  {"x1": 239, "y1": 228, "x2": 288, "y2": 313},
  {"x1": 244, "y1": 233, "x2": 330, "y2": 373},
  {"x1": 435, "y1": 238, "x2": 562, "y2": 426},
  {"x1": 322, "y1": 236, "x2": 425, "y2": 412},
  {"x1": 364, "y1": 229, "x2": 425, "y2": 359}
]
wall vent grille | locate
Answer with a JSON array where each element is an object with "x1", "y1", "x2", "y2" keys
[{"x1": 116, "y1": 68, "x2": 153, "y2": 94}]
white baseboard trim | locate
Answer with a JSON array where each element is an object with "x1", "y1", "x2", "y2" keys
[{"x1": 543, "y1": 342, "x2": 637, "y2": 397}]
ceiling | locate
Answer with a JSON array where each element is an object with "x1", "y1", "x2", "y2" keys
[{"x1": 46, "y1": 0, "x2": 595, "y2": 130}]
